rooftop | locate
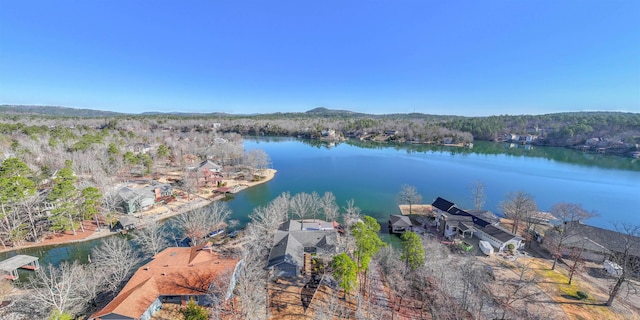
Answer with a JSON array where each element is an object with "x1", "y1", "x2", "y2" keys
[
  {"x1": 0, "y1": 255, "x2": 39, "y2": 272},
  {"x1": 90, "y1": 243, "x2": 239, "y2": 320}
]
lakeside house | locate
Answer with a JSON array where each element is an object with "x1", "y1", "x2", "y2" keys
[
  {"x1": 389, "y1": 215, "x2": 413, "y2": 234},
  {"x1": 432, "y1": 197, "x2": 523, "y2": 252},
  {"x1": 184, "y1": 159, "x2": 224, "y2": 187},
  {"x1": 543, "y1": 221, "x2": 640, "y2": 267},
  {"x1": 266, "y1": 220, "x2": 339, "y2": 278},
  {"x1": 90, "y1": 243, "x2": 240, "y2": 320},
  {"x1": 116, "y1": 181, "x2": 173, "y2": 214}
]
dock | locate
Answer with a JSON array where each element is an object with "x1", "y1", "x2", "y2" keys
[{"x1": 0, "y1": 255, "x2": 40, "y2": 280}]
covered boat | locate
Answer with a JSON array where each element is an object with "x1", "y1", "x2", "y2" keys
[{"x1": 479, "y1": 240, "x2": 494, "y2": 256}]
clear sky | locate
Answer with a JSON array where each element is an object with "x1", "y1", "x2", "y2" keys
[{"x1": 1, "y1": 1, "x2": 639, "y2": 116}]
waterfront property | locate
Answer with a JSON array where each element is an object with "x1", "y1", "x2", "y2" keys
[
  {"x1": 0, "y1": 255, "x2": 40, "y2": 280},
  {"x1": 432, "y1": 197, "x2": 523, "y2": 252},
  {"x1": 116, "y1": 181, "x2": 173, "y2": 214},
  {"x1": 389, "y1": 215, "x2": 413, "y2": 234},
  {"x1": 266, "y1": 220, "x2": 339, "y2": 278},
  {"x1": 544, "y1": 221, "x2": 640, "y2": 265},
  {"x1": 90, "y1": 243, "x2": 240, "y2": 320}
]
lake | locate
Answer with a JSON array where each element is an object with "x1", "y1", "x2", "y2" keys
[
  {"x1": 230, "y1": 138, "x2": 640, "y2": 230},
  {"x1": 3, "y1": 137, "x2": 639, "y2": 269}
]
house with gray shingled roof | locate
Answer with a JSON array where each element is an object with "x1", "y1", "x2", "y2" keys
[
  {"x1": 266, "y1": 219, "x2": 339, "y2": 277},
  {"x1": 544, "y1": 221, "x2": 640, "y2": 264},
  {"x1": 389, "y1": 215, "x2": 413, "y2": 234}
]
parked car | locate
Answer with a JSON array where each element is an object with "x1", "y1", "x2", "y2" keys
[{"x1": 458, "y1": 241, "x2": 473, "y2": 252}]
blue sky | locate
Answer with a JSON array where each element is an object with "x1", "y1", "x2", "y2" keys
[{"x1": 1, "y1": 1, "x2": 639, "y2": 116}]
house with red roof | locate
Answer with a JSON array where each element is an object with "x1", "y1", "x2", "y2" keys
[{"x1": 89, "y1": 243, "x2": 240, "y2": 320}]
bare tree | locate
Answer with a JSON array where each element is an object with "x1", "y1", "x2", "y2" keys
[
  {"x1": 206, "y1": 268, "x2": 235, "y2": 320},
  {"x1": 175, "y1": 202, "x2": 231, "y2": 246},
  {"x1": 320, "y1": 192, "x2": 340, "y2": 222},
  {"x1": 290, "y1": 192, "x2": 320, "y2": 223},
  {"x1": 606, "y1": 223, "x2": 640, "y2": 306},
  {"x1": 182, "y1": 168, "x2": 200, "y2": 200},
  {"x1": 235, "y1": 255, "x2": 268, "y2": 319},
  {"x1": 245, "y1": 193, "x2": 291, "y2": 257},
  {"x1": 75, "y1": 263, "x2": 107, "y2": 313},
  {"x1": 492, "y1": 261, "x2": 541, "y2": 320},
  {"x1": 342, "y1": 199, "x2": 362, "y2": 227},
  {"x1": 499, "y1": 191, "x2": 537, "y2": 234},
  {"x1": 547, "y1": 203, "x2": 596, "y2": 270},
  {"x1": 567, "y1": 245, "x2": 586, "y2": 285},
  {"x1": 91, "y1": 236, "x2": 142, "y2": 292},
  {"x1": 26, "y1": 261, "x2": 87, "y2": 317},
  {"x1": 469, "y1": 181, "x2": 486, "y2": 210},
  {"x1": 397, "y1": 184, "x2": 422, "y2": 215},
  {"x1": 244, "y1": 149, "x2": 271, "y2": 179},
  {"x1": 133, "y1": 220, "x2": 170, "y2": 257}
]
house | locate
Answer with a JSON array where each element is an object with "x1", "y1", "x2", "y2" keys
[
  {"x1": 432, "y1": 197, "x2": 523, "y2": 252},
  {"x1": 519, "y1": 134, "x2": 538, "y2": 144},
  {"x1": 115, "y1": 215, "x2": 139, "y2": 231},
  {"x1": 89, "y1": 243, "x2": 241, "y2": 320},
  {"x1": 117, "y1": 181, "x2": 173, "y2": 214},
  {"x1": 321, "y1": 129, "x2": 336, "y2": 137},
  {"x1": 131, "y1": 143, "x2": 152, "y2": 154},
  {"x1": 544, "y1": 221, "x2": 640, "y2": 264},
  {"x1": 198, "y1": 159, "x2": 222, "y2": 173},
  {"x1": 389, "y1": 215, "x2": 413, "y2": 234},
  {"x1": 504, "y1": 133, "x2": 519, "y2": 141},
  {"x1": 266, "y1": 220, "x2": 339, "y2": 278},
  {"x1": 186, "y1": 159, "x2": 224, "y2": 187},
  {"x1": 384, "y1": 129, "x2": 398, "y2": 135}
]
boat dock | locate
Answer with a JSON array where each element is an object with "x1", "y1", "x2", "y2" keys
[{"x1": 0, "y1": 255, "x2": 40, "y2": 280}]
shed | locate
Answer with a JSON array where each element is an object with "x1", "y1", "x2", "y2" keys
[{"x1": 389, "y1": 215, "x2": 413, "y2": 234}]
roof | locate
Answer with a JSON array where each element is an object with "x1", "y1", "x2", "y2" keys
[
  {"x1": 90, "y1": 243, "x2": 239, "y2": 320},
  {"x1": 562, "y1": 221, "x2": 640, "y2": 257},
  {"x1": 433, "y1": 197, "x2": 521, "y2": 243},
  {"x1": 117, "y1": 181, "x2": 172, "y2": 201},
  {"x1": 267, "y1": 220, "x2": 338, "y2": 272},
  {"x1": 432, "y1": 197, "x2": 455, "y2": 212},
  {"x1": 482, "y1": 225, "x2": 521, "y2": 242},
  {"x1": 118, "y1": 216, "x2": 139, "y2": 227},
  {"x1": 389, "y1": 215, "x2": 412, "y2": 227},
  {"x1": 199, "y1": 159, "x2": 222, "y2": 171},
  {"x1": 467, "y1": 210, "x2": 500, "y2": 225},
  {"x1": 0, "y1": 255, "x2": 38, "y2": 272}
]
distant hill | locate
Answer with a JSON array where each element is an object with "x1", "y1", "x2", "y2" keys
[
  {"x1": 305, "y1": 107, "x2": 364, "y2": 117},
  {"x1": 0, "y1": 105, "x2": 126, "y2": 117}
]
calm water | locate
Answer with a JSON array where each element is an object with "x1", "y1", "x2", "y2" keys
[
  {"x1": 3, "y1": 137, "x2": 639, "y2": 270},
  {"x1": 230, "y1": 138, "x2": 640, "y2": 229}
]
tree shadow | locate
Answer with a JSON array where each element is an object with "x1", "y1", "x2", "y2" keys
[
  {"x1": 587, "y1": 267, "x2": 610, "y2": 279},
  {"x1": 538, "y1": 280, "x2": 569, "y2": 284}
]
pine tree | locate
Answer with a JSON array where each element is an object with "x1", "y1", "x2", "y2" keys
[
  {"x1": 400, "y1": 231, "x2": 425, "y2": 271},
  {"x1": 47, "y1": 161, "x2": 79, "y2": 235}
]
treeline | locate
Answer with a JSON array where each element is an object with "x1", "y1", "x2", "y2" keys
[
  {"x1": 0, "y1": 116, "x2": 249, "y2": 247},
  {"x1": 443, "y1": 112, "x2": 640, "y2": 145}
]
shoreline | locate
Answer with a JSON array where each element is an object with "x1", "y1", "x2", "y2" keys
[{"x1": 0, "y1": 169, "x2": 277, "y2": 254}]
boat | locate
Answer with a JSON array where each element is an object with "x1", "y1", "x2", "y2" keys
[
  {"x1": 479, "y1": 240, "x2": 494, "y2": 255},
  {"x1": 207, "y1": 228, "x2": 225, "y2": 238}
]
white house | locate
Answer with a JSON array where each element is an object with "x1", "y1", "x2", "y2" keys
[{"x1": 432, "y1": 197, "x2": 523, "y2": 252}]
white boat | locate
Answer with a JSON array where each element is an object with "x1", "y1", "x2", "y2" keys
[{"x1": 479, "y1": 240, "x2": 494, "y2": 256}]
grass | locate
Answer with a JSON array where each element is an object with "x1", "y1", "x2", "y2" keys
[{"x1": 525, "y1": 258, "x2": 628, "y2": 320}]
